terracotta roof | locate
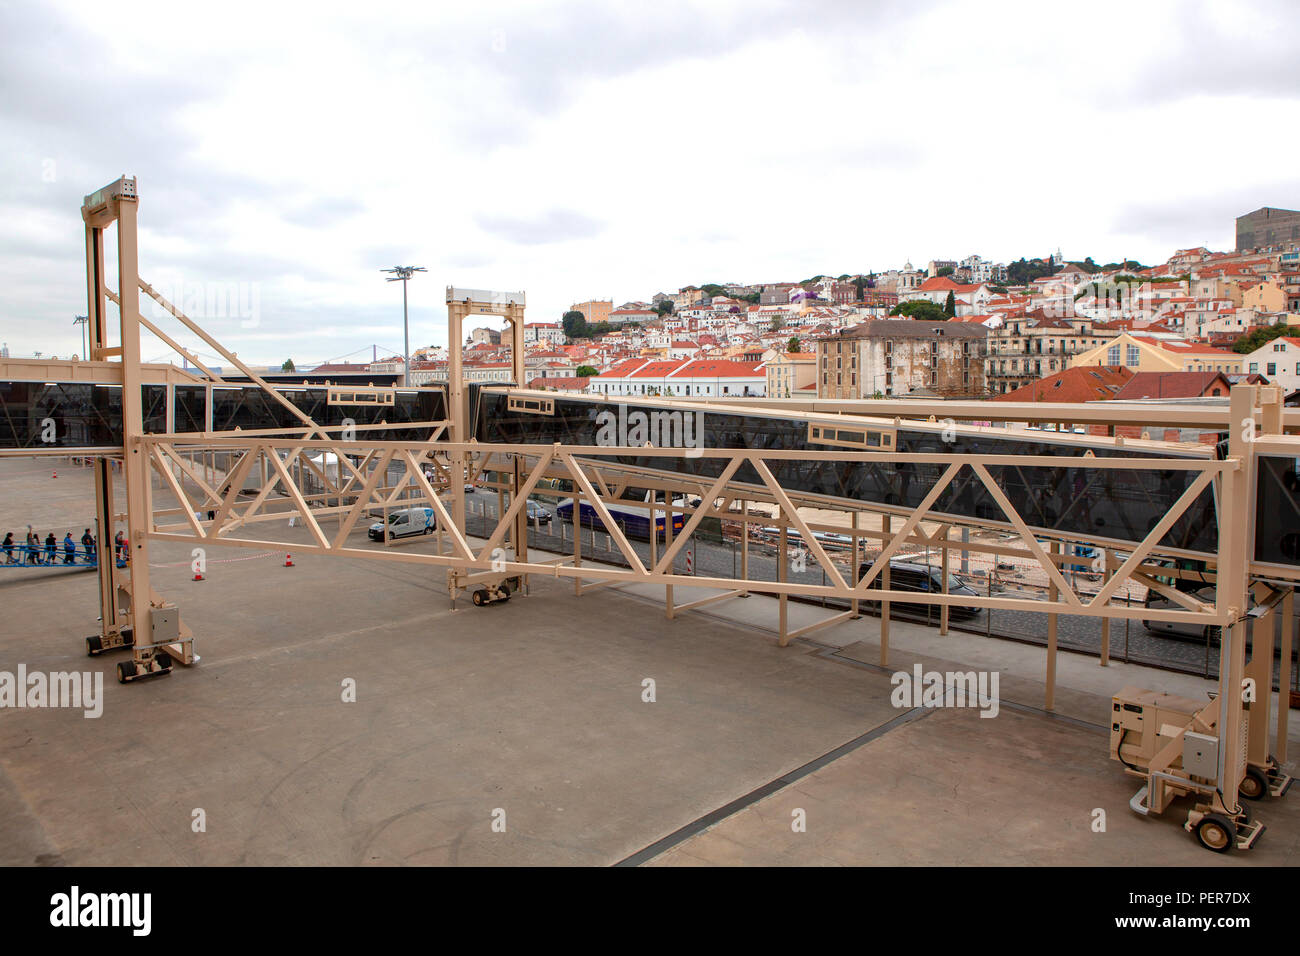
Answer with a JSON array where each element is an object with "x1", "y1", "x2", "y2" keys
[
  {"x1": 629, "y1": 361, "x2": 689, "y2": 379},
  {"x1": 526, "y1": 376, "x2": 589, "y2": 391},
  {"x1": 1112, "y1": 371, "x2": 1232, "y2": 400},
  {"x1": 668, "y1": 360, "x2": 764, "y2": 378},
  {"x1": 994, "y1": 366, "x2": 1134, "y2": 403},
  {"x1": 917, "y1": 276, "x2": 984, "y2": 293}
]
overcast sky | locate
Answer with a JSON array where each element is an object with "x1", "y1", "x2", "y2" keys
[{"x1": 2, "y1": 0, "x2": 1298, "y2": 365}]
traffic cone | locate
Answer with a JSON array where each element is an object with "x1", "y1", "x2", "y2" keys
[
  {"x1": 284, "y1": 553, "x2": 294, "y2": 567},
  {"x1": 52, "y1": 470, "x2": 57, "y2": 478},
  {"x1": 193, "y1": 571, "x2": 204, "y2": 582}
]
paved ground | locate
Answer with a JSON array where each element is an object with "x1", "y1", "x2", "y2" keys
[{"x1": 0, "y1": 456, "x2": 1296, "y2": 866}]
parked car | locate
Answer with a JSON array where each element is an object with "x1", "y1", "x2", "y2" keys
[
  {"x1": 525, "y1": 499, "x2": 551, "y2": 525},
  {"x1": 368, "y1": 507, "x2": 437, "y2": 541},
  {"x1": 855, "y1": 559, "x2": 982, "y2": 620}
]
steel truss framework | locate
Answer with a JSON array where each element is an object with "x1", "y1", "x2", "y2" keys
[{"x1": 0, "y1": 175, "x2": 1292, "y2": 851}]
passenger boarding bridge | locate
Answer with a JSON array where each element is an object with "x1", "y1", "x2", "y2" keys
[{"x1": 0, "y1": 175, "x2": 1292, "y2": 854}]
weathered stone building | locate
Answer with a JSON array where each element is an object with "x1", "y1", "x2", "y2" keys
[{"x1": 816, "y1": 320, "x2": 988, "y2": 398}]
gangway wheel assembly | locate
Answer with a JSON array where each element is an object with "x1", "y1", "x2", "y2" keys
[
  {"x1": 116, "y1": 651, "x2": 172, "y2": 684},
  {"x1": 86, "y1": 625, "x2": 134, "y2": 657},
  {"x1": 1239, "y1": 766, "x2": 1268, "y2": 801},
  {"x1": 1190, "y1": 812, "x2": 1236, "y2": 853},
  {"x1": 471, "y1": 582, "x2": 511, "y2": 606}
]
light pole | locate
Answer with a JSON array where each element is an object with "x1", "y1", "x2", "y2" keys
[
  {"x1": 73, "y1": 315, "x2": 88, "y2": 360},
  {"x1": 381, "y1": 266, "x2": 425, "y2": 385}
]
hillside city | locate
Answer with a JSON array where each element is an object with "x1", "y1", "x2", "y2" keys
[{"x1": 304, "y1": 205, "x2": 1300, "y2": 428}]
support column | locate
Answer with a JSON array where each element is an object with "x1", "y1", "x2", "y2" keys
[
  {"x1": 116, "y1": 194, "x2": 158, "y2": 672},
  {"x1": 850, "y1": 511, "x2": 860, "y2": 620},
  {"x1": 573, "y1": 485, "x2": 582, "y2": 596},
  {"x1": 1279, "y1": 588, "x2": 1294, "y2": 765},
  {"x1": 778, "y1": 512, "x2": 788, "y2": 645},
  {"x1": 665, "y1": 496, "x2": 675, "y2": 620},
  {"x1": 881, "y1": 514, "x2": 891, "y2": 668},
  {"x1": 1214, "y1": 385, "x2": 1255, "y2": 814},
  {"x1": 1046, "y1": 539, "x2": 1059, "y2": 712},
  {"x1": 939, "y1": 525, "x2": 950, "y2": 636},
  {"x1": 739, "y1": 499, "x2": 749, "y2": 597},
  {"x1": 1099, "y1": 549, "x2": 1111, "y2": 667}
]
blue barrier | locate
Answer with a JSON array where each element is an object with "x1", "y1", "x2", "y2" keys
[{"x1": 0, "y1": 545, "x2": 125, "y2": 570}]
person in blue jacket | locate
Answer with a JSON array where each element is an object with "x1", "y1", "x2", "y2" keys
[{"x1": 63, "y1": 532, "x2": 77, "y2": 565}]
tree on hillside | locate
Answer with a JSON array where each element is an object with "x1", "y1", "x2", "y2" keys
[
  {"x1": 653, "y1": 300, "x2": 674, "y2": 316},
  {"x1": 769, "y1": 317, "x2": 782, "y2": 333},
  {"x1": 562, "y1": 310, "x2": 588, "y2": 339},
  {"x1": 787, "y1": 337, "x2": 801, "y2": 353},
  {"x1": 575, "y1": 365, "x2": 598, "y2": 377},
  {"x1": 936, "y1": 266, "x2": 955, "y2": 277},
  {"x1": 1005, "y1": 257, "x2": 1060, "y2": 286},
  {"x1": 1233, "y1": 323, "x2": 1291, "y2": 354},
  {"x1": 281, "y1": 358, "x2": 295, "y2": 371},
  {"x1": 890, "y1": 300, "x2": 948, "y2": 322},
  {"x1": 943, "y1": 291, "x2": 956, "y2": 318}
]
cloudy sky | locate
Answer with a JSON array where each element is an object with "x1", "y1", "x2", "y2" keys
[{"x1": 2, "y1": 0, "x2": 1297, "y2": 365}]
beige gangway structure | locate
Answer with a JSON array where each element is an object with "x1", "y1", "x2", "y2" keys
[{"x1": 0, "y1": 176, "x2": 1293, "y2": 854}]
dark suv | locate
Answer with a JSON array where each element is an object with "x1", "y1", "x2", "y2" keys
[{"x1": 856, "y1": 560, "x2": 982, "y2": 620}]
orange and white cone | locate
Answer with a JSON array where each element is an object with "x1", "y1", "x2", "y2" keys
[{"x1": 284, "y1": 553, "x2": 294, "y2": 567}]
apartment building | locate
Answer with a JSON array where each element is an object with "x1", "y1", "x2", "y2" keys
[
  {"x1": 984, "y1": 310, "x2": 1116, "y2": 394},
  {"x1": 571, "y1": 299, "x2": 613, "y2": 325},
  {"x1": 765, "y1": 351, "x2": 818, "y2": 398},
  {"x1": 817, "y1": 320, "x2": 987, "y2": 398}
]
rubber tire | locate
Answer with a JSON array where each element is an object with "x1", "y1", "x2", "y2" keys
[
  {"x1": 424, "y1": 526, "x2": 433, "y2": 535},
  {"x1": 499, "y1": 583, "x2": 511, "y2": 602},
  {"x1": 153, "y1": 654, "x2": 172, "y2": 673},
  {"x1": 1240, "y1": 767, "x2": 1268, "y2": 801},
  {"x1": 1194, "y1": 813, "x2": 1235, "y2": 852},
  {"x1": 472, "y1": 589, "x2": 487, "y2": 607},
  {"x1": 116, "y1": 661, "x2": 137, "y2": 684},
  {"x1": 86, "y1": 636, "x2": 102, "y2": 657}
]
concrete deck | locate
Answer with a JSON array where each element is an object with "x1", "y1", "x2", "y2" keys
[{"x1": 0, "y1": 457, "x2": 1295, "y2": 866}]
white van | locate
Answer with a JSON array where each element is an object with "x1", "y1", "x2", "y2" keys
[{"x1": 368, "y1": 507, "x2": 437, "y2": 541}]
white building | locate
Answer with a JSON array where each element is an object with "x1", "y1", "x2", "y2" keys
[
  {"x1": 590, "y1": 358, "x2": 767, "y2": 398},
  {"x1": 523, "y1": 322, "x2": 566, "y2": 345},
  {"x1": 1243, "y1": 336, "x2": 1300, "y2": 392}
]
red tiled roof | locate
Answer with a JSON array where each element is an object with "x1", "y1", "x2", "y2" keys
[
  {"x1": 917, "y1": 276, "x2": 984, "y2": 293},
  {"x1": 596, "y1": 358, "x2": 650, "y2": 378},
  {"x1": 994, "y1": 366, "x2": 1134, "y2": 403},
  {"x1": 526, "y1": 376, "x2": 588, "y2": 390},
  {"x1": 668, "y1": 359, "x2": 764, "y2": 378},
  {"x1": 629, "y1": 361, "x2": 688, "y2": 379},
  {"x1": 1112, "y1": 371, "x2": 1232, "y2": 400}
]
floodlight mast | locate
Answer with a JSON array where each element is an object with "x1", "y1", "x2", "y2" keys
[{"x1": 381, "y1": 265, "x2": 426, "y2": 386}]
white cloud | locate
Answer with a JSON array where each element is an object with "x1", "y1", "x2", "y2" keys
[{"x1": 0, "y1": 0, "x2": 1296, "y2": 363}]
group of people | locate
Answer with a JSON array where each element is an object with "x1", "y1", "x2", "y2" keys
[{"x1": 1, "y1": 528, "x2": 122, "y2": 566}]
